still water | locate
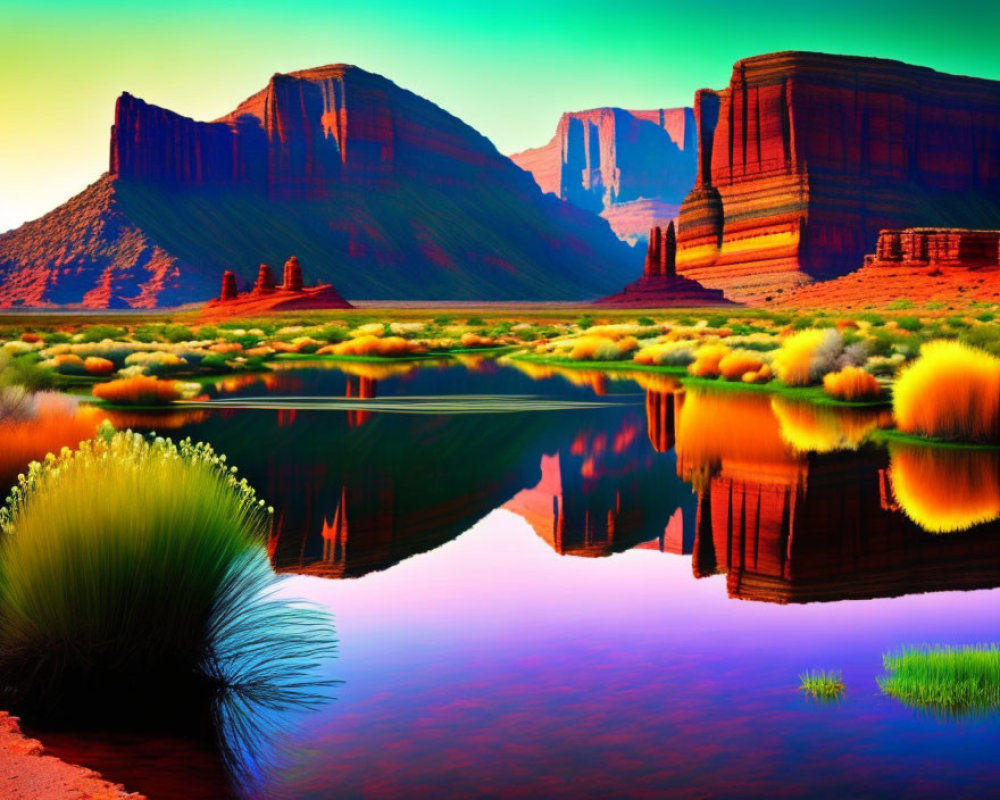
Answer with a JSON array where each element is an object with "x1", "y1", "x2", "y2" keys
[{"x1": 6, "y1": 359, "x2": 1000, "y2": 799}]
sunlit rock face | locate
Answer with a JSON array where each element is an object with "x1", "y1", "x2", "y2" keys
[
  {"x1": 511, "y1": 107, "x2": 697, "y2": 244},
  {"x1": 0, "y1": 66, "x2": 634, "y2": 307},
  {"x1": 677, "y1": 52, "x2": 1000, "y2": 303}
]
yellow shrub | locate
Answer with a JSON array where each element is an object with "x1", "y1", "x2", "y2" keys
[
  {"x1": 568, "y1": 335, "x2": 638, "y2": 362},
  {"x1": 718, "y1": 350, "x2": 765, "y2": 381},
  {"x1": 893, "y1": 340, "x2": 1000, "y2": 442},
  {"x1": 321, "y1": 335, "x2": 425, "y2": 357},
  {"x1": 687, "y1": 345, "x2": 730, "y2": 378},
  {"x1": 772, "y1": 329, "x2": 830, "y2": 386},
  {"x1": 822, "y1": 366, "x2": 881, "y2": 401}
]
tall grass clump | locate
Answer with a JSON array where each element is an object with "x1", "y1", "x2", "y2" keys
[
  {"x1": 893, "y1": 340, "x2": 1000, "y2": 442},
  {"x1": 0, "y1": 432, "x2": 276, "y2": 716},
  {"x1": 798, "y1": 669, "x2": 845, "y2": 700},
  {"x1": 879, "y1": 645, "x2": 1000, "y2": 714}
]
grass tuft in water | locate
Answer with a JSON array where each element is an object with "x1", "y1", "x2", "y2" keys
[
  {"x1": 798, "y1": 669, "x2": 845, "y2": 700},
  {"x1": 878, "y1": 645, "x2": 1000, "y2": 713}
]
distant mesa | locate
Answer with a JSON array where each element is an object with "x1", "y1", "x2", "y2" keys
[
  {"x1": 782, "y1": 228, "x2": 1000, "y2": 308},
  {"x1": 511, "y1": 107, "x2": 697, "y2": 245},
  {"x1": 596, "y1": 222, "x2": 732, "y2": 307},
  {"x1": 675, "y1": 51, "x2": 1000, "y2": 303},
  {"x1": 204, "y1": 256, "x2": 352, "y2": 316},
  {"x1": 0, "y1": 65, "x2": 634, "y2": 308}
]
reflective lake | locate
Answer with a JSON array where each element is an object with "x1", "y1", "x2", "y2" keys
[{"x1": 6, "y1": 359, "x2": 1000, "y2": 798}]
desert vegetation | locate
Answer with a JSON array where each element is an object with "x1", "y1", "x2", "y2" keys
[{"x1": 893, "y1": 340, "x2": 1000, "y2": 442}]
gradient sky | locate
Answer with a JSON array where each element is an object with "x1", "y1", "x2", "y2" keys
[{"x1": 3, "y1": 0, "x2": 1000, "y2": 233}]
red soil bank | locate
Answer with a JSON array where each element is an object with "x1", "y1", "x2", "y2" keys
[
  {"x1": 781, "y1": 228, "x2": 1000, "y2": 309},
  {"x1": 596, "y1": 222, "x2": 732, "y2": 307},
  {"x1": 0, "y1": 712, "x2": 142, "y2": 800},
  {"x1": 676, "y1": 51, "x2": 1000, "y2": 303},
  {"x1": 511, "y1": 107, "x2": 696, "y2": 244}
]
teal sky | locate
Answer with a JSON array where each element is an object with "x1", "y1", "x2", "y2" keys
[{"x1": 3, "y1": 0, "x2": 1000, "y2": 232}]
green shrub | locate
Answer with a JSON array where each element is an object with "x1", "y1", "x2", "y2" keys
[
  {"x1": 791, "y1": 316, "x2": 815, "y2": 330},
  {"x1": 858, "y1": 312, "x2": 886, "y2": 327},
  {"x1": 879, "y1": 645, "x2": 1000, "y2": 714},
  {"x1": 78, "y1": 325, "x2": 126, "y2": 343},
  {"x1": 636, "y1": 316, "x2": 655, "y2": 327},
  {"x1": 162, "y1": 324, "x2": 195, "y2": 343},
  {"x1": 465, "y1": 316, "x2": 486, "y2": 326},
  {"x1": 976, "y1": 312, "x2": 995, "y2": 323},
  {"x1": 887, "y1": 298, "x2": 915, "y2": 310},
  {"x1": 959, "y1": 325, "x2": 1000, "y2": 357},
  {"x1": 316, "y1": 325, "x2": 350, "y2": 343},
  {"x1": 0, "y1": 354, "x2": 55, "y2": 391},
  {"x1": 576, "y1": 315, "x2": 595, "y2": 330},
  {"x1": 0, "y1": 433, "x2": 274, "y2": 714},
  {"x1": 895, "y1": 316, "x2": 922, "y2": 332}
]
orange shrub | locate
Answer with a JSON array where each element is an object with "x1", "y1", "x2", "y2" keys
[
  {"x1": 459, "y1": 333, "x2": 496, "y2": 348},
  {"x1": 718, "y1": 350, "x2": 765, "y2": 381},
  {"x1": 84, "y1": 357, "x2": 115, "y2": 376},
  {"x1": 51, "y1": 354, "x2": 87, "y2": 374},
  {"x1": 92, "y1": 376, "x2": 183, "y2": 405},
  {"x1": 20, "y1": 332, "x2": 42, "y2": 343},
  {"x1": 687, "y1": 345, "x2": 730, "y2": 378},
  {"x1": 568, "y1": 335, "x2": 638, "y2": 361},
  {"x1": 822, "y1": 366, "x2": 881, "y2": 401},
  {"x1": 742, "y1": 363, "x2": 772, "y2": 384}
]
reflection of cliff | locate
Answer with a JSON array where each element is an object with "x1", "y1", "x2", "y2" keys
[
  {"x1": 504, "y1": 412, "x2": 697, "y2": 557},
  {"x1": 673, "y1": 387, "x2": 1000, "y2": 602}
]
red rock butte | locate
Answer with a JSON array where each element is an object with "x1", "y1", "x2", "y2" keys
[
  {"x1": 0, "y1": 64, "x2": 634, "y2": 308},
  {"x1": 676, "y1": 51, "x2": 1000, "y2": 303},
  {"x1": 202, "y1": 255, "x2": 352, "y2": 317},
  {"x1": 510, "y1": 107, "x2": 697, "y2": 244},
  {"x1": 596, "y1": 222, "x2": 732, "y2": 307},
  {"x1": 782, "y1": 228, "x2": 1000, "y2": 308}
]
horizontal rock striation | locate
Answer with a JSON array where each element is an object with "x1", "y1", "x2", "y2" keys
[
  {"x1": 2, "y1": 65, "x2": 634, "y2": 307},
  {"x1": 677, "y1": 51, "x2": 1000, "y2": 303},
  {"x1": 511, "y1": 107, "x2": 697, "y2": 244}
]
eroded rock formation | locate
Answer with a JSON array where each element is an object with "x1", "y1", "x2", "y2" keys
[
  {"x1": 596, "y1": 222, "x2": 732, "y2": 307},
  {"x1": 676, "y1": 52, "x2": 1000, "y2": 303},
  {"x1": 511, "y1": 107, "x2": 697, "y2": 244},
  {"x1": 205, "y1": 257, "x2": 352, "y2": 317},
  {"x1": 781, "y1": 227, "x2": 1000, "y2": 308},
  {"x1": 0, "y1": 65, "x2": 635, "y2": 307}
]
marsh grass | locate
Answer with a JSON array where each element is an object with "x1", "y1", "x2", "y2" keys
[
  {"x1": 798, "y1": 669, "x2": 845, "y2": 700},
  {"x1": 0, "y1": 432, "x2": 276, "y2": 718},
  {"x1": 879, "y1": 645, "x2": 1000, "y2": 714}
]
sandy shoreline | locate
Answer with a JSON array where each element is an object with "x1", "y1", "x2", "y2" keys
[{"x1": 0, "y1": 712, "x2": 144, "y2": 800}]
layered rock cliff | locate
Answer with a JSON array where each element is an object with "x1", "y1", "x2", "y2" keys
[
  {"x1": 1, "y1": 65, "x2": 634, "y2": 307},
  {"x1": 676, "y1": 51, "x2": 1000, "y2": 303},
  {"x1": 511, "y1": 107, "x2": 697, "y2": 244}
]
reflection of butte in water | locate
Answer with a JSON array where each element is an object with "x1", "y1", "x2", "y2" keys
[
  {"x1": 668, "y1": 387, "x2": 1000, "y2": 603},
  {"x1": 504, "y1": 412, "x2": 697, "y2": 557}
]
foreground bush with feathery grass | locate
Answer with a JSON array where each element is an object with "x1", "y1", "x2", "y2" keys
[
  {"x1": 798, "y1": 669, "x2": 845, "y2": 700},
  {"x1": 822, "y1": 366, "x2": 881, "y2": 401},
  {"x1": 893, "y1": 340, "x2": 1000, "y2": 442},
  {"x1": 878, "y1": 645, "x2": 1000, "y2": 713},
  {"x1": 0, "y1": 432, "x2": 282, "y2": 715}
]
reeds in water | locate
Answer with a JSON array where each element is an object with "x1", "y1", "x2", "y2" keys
[
  {"x1": 879, "y1": 645, "x2": 1000, "y2": 714},
  {"x1": 799, "y1": 669, "x2": 845, "y2": 700}
]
